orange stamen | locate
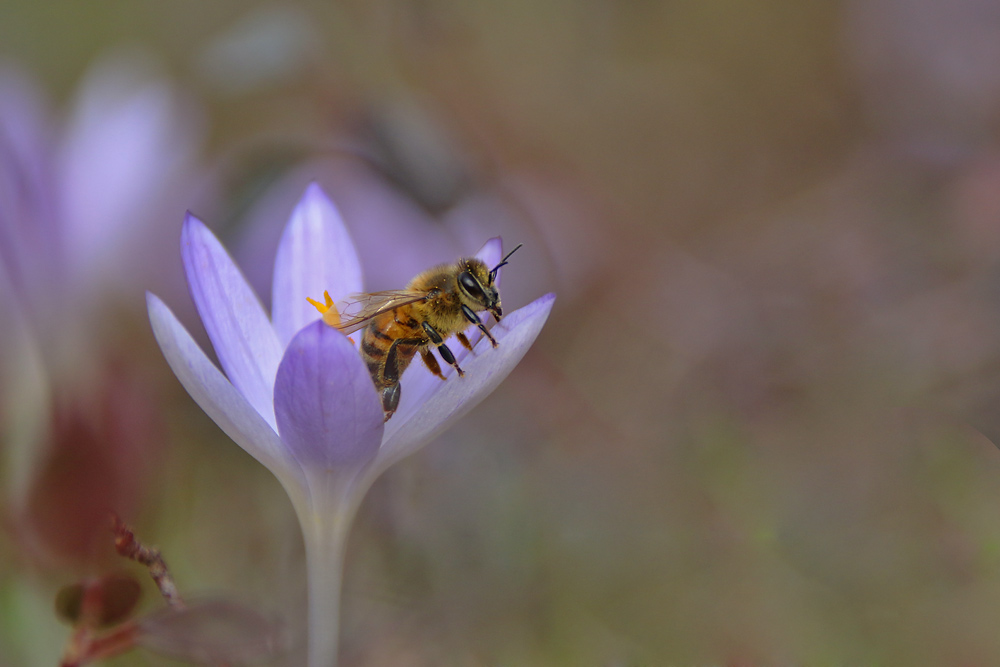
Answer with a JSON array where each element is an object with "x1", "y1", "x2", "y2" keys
[{"x1": 307, "y1": 290, "x2": 341, "y2": 328}]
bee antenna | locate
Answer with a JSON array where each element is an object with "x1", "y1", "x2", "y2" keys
[{"x1": 489, "y1": 243, "x2": 523, "y2": 281}]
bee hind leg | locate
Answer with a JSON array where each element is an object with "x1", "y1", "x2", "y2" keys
[
  {"x1": 380, "y1": 383, "x2": 401, "y2": 421},
  {"x1": 383, "y1": 338, "x2": 422, "y2": 384},
  {"x1": 421, "y1": 321, "x2": 464, "y2": 377},
  {"x1": 381, "y1": 337, "x2": 423, "y2": 420},
  {"x1": 421, "y1": 348, "x2": 446, "y2": 381}
]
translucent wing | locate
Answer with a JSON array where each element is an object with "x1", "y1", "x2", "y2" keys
[{"x1": 335, "y1": 289, "x2": 429, "y2": 335}]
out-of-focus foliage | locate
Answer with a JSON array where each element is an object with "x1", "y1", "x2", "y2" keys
[{"x1": 4, "y1": 0, "x2": 1000, "y2": 665}]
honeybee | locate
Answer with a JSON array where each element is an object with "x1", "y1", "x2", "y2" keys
[{"x1": 309, "y1": 244, "x2": 522, "y2": 420}]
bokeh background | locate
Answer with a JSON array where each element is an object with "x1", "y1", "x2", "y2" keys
[{"x1": 6, "y1": 0, "x2": 1000, "y2": 664}]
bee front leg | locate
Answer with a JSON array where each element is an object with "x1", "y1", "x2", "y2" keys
[
  {"x1": 460, "y1": 305, "x2": 498, "y2": 348},
  {"x1": 421, "y1": 321, "x2": 464, "y2": 377}
]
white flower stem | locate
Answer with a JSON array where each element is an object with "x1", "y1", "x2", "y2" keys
[
  {"x1": 294, "y1": 472, "x2": 370, "y2": 667},
  {"x1": 301, "y1": 507, "x2": 352, "y2": 667}
]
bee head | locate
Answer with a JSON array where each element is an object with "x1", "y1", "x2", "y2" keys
[
  {"x1": 457, "y1": 244, "x2": 522, "y2": 321},
  {"x1": 457, "y1": 259, "x2": 501, "y2": 319}
]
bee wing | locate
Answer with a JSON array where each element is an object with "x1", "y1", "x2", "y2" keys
[{"x1": 335, "y1": 290, "x2": 429, "y2": 335}]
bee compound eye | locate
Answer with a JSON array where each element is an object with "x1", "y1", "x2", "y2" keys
[{"x1": 458, "y1": 271, "x2": 485, "y2": 300}]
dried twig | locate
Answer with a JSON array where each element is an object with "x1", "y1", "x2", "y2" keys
[{"x1": 111, "y1": 514, "x2": 184, "y2": 609}]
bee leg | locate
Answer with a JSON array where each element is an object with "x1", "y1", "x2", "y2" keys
[
  {"x1": 421, "y1": 321, "x2": 464, "y2": 377},
  {"x1": 456, "y1": 332, "x2": 473, "y2": 351},
  {"x1": 383, "y1": 341, "x2": 402, "y2": 385},
  {"x1": 380, "y1": 337, "x2": 423, "y2": 420},
  {"x1": 437, "y1": 342, "x2": 464, "y2": 378},
  {"x1": 421, "y1": 348, "x2": 446, "y2": 381},
  {"x1": 381, "y1": 383, "x2": 400, "y2": 420},
  {"x1": 461, "y1": 305, "x2": 498, "y2": 348},
  {"x1": 383, "y1": 338, "x2": 423, "y2": 384}
]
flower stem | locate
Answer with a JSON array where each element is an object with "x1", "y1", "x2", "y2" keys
[{"x1": 298, "y1": 490, "x2": 361, "y2": 667}]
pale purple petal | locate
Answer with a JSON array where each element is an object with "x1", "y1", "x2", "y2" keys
[
  {"x1": 182, "y1": 214, "x2": 283, "y2": 428},
  {"x1": 58, "y1": 54, "x2": 199, "y2": 284},
  {"x1": 271, "y1": 183, "x2": 362, "y2": 346},
  {"x1": 475, "y1": 236, "x2": 503, "y2": 284},
  {"x1": 147, "y1": 293, "x2": 301, "y2": 485},
  {"x1": 274, "y1": 321, "x2": 383, "y2": 468},
  {"x1": 379, "y1": 292, "x2": 555, "y2": 469},
  {"x1": 0, "y1": 65, "x2": 61, "y2": 308}
]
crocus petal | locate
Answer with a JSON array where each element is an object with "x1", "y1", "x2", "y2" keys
[
  {"x1": 182, "y1": 214, "x2": 283, "y2": 428},
  {"x1": 274, "y1": 320, "x2": 384, "y2": 469},
  {"x1": 475, "y1": 236, "x2": 503, "y2": 284},
  {"x1": 271, "y1": 184, "x2": 363, "y2": 346},
  {"x1": 379, "y1": 292, "x2": 555, "y2": 470},
  {"x1": 147, "y1": 293, "x2": 301, "y2": 487},
  {"x1": 59, "y1": 54, "x2": 198, "y2": 284},
  {"x1": 0, "y1": 66, "x2": 61, "y2": 309}
]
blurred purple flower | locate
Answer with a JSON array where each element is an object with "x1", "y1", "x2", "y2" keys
[
  {"x1": 0, "y1": 53, "x2": 202, "y2": 342},
  {"x1": 0, "y1": 53, "x2": 203, "y2": 566},
  {"x1": 147, "y1": 183, "x2": 553, "y2": 666}
]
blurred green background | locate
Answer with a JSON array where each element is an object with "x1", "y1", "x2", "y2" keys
[{"x1": 6, "y1": 0, "x2": 1000, "y2": 665}]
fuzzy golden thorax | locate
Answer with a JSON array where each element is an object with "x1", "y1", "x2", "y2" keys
[{"x1": 406, "y1": 258, "x2": 502, "y2": 334}]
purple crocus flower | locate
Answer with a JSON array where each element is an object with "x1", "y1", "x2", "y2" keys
[
  {"x1": 147, "y1": 183, "x2": 554, "y2": 666},
  {"x1": 0, "y1": 54, "x2": 203, "y2": 566},
  {"x1": 0, "y1": 55, "x2": 202, "y2": 340}
]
